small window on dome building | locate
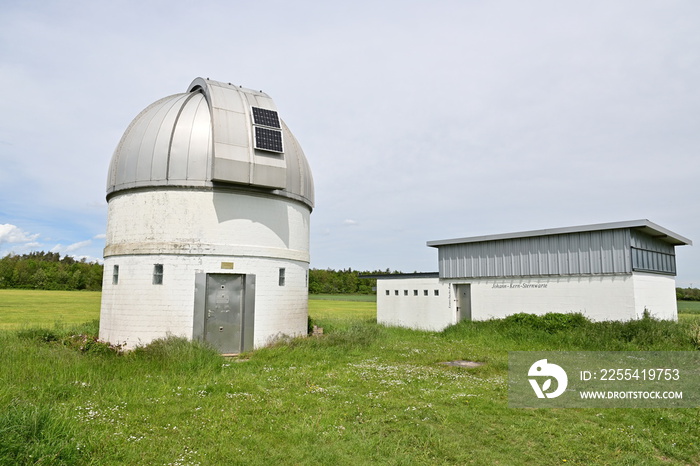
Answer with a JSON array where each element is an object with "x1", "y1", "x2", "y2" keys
[{"x1": 153, "y1": 264, "x2": 163, "y2": 285}]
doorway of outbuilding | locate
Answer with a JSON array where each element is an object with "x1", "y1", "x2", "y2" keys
[{"x1": 456, "y1": 284, "x2": 472, "y2": 322}]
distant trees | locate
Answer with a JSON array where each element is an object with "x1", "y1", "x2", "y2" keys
[
  {"x1": 0, "y1": 251, "x2": 103, "y2": 291},
  {"x1": 308, "y1": 268, "x2": 403, "y2": 294},
  {"x1": 0, "y1": 255, "x2": 401, "y2": 294},
  {"x1": 676, "y1": 287, "x2": 700, "y2": 301}
]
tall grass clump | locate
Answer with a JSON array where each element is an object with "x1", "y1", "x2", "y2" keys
[
  {"x1": 444, "y1": 312, "x2": 699, "y2": 351},
  {"x1": 686, "y1": 321, "x2": 700, "y2": 349},
  {"x1": 563, "y1": 311, "x2": 697, "y2": 350},
  {"x1": 14, "y1": 319, "x2": 100, "y2": 342},
  {"x1": 127, "y1": 335, "x2": 224, "y2": 372},
  {"x1": 323, "y1": 321, "x2": 382, "y2": 347},
  {"x1": 257, "y1": 320, "x2": 385, "y2": 366},
  {"x1": 14, "y1": 319, "x2": 122, "y2": 357},
  {"x1": 501, "y1": 312, "x2": 589, "y2": 333},
  {"x1": 0, "y1": 402, "x2": 80, "y2": 464}
]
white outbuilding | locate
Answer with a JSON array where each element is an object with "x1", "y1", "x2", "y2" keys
[
  {"x1": 99, "y1": 78, "x2": 314, "y2": 353},
  {"x1": 377, "y1": 220, "x2": 691, "y2": 331}
]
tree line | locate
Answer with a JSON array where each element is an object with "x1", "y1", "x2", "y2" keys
[
  {"x1": 308, "y1": 268, "x2": 403, "y2": 294},
  {"x1": 4, "y1": 252, "x2": 696, "y2": 300},
  {"x1": 0, "y1": 252, "x2": 389, "y2": 294},
  {"x1": 676, "y1": 287, "x2": 700, "y2": 301},
  {"x1": 0, "y1": 251, "x2": 103, "y2": 291}
]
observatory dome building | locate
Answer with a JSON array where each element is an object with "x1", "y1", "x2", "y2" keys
[{"x1": 99, "y1": 78, "x2": 314, "y2": 353}]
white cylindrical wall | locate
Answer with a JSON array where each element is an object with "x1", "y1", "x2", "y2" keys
[
  {"x1": 99, "y1": 188, "x2": 311, "y2": 350},
  {"x1": 103, "y1": 189, "x2": 309, "y2": 261}
]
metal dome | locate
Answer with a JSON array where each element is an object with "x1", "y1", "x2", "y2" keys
[{"x1": 106, "y1": 78, "x2": 314, "y2": 209}]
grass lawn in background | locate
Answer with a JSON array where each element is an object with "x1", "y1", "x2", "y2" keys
[
  {"x1": 677, "y1": 300, "x2": 700, "y2": 314},
  {"x1": 309, "y1": 294, "x2": 375, "y2": 329},
  {"x1": 309, "y1": 294, "x2": 376, "y2": 302},
  {"x1": 0, "y1": 289, "x2": 101, "y2": 329}
]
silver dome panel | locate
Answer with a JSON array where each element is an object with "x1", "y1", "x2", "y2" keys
[{"x1": 107, "y1": 78, "x2": 314, "y2": 209}]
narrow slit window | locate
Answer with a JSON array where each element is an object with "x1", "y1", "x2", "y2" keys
[
  {"x1": 395, "y1": 290, "x2": 399, "y2": 296},
  {"x1": 279, "y1": 268, "x2": 286, "y2": 286},
  {"x1": 404, "y1": 290, "x2": 408, "y2": 296},
  {"x1": 413, "y1": 290, "x2": 418, "y2": 296},
  {"x1": 424, "y1": 290, "x2": 428, "y2": 296},
  {"x1": 385, "y1": 290, "x2": 390, "y2": 296},
  {"x1": 434, "y1": 289, "x2": 439, "y2": 296},
  {"x1": 153, "y1": 264, "x2": 163, "y2": 285},
  {"x1": 112, "y1": 265, "x2": 119, "y2": 285}
]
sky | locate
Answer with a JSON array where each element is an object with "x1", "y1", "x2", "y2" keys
[{"x1": 1, "y1": 0, "x2": 699, "y2": 286}]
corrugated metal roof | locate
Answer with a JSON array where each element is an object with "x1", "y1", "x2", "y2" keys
[
  {"x1": 437, "y1": 230, "x2": 635, "y2": 278},
  {"x1": 427, "y1": 220, "x2": 692, "y2": 247}
]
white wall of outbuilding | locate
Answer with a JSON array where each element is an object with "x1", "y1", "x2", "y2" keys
[
  {"x1": 376, "y1": 278, "x2": 452, "y2": 331},
  {"x1": 377, "y1": 272, "x2": 678, "y2": 331}
]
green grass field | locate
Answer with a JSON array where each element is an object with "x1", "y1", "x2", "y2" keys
[
  {"x1": 0, "y1": 291, "x2": 375, "y2": 329},
  {"x1": 0, "y1": 290, "x2": 699, "y2": 464},
  {"x1": 309, "y1": 293, "x2": 376, "y2": 302},
  {"x1": 0, "y1": 290, "x2": 101, "y2": 329},
  {"x1": 678, "y1": 300, "x2": 700, "y2": 314}
]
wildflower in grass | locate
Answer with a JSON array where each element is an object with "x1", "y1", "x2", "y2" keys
[{"x1": 307, "y1": 384, "x2": 326, "y2": 394}]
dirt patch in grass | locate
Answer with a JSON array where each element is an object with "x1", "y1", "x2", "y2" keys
[{"x1": 438, "y1": 360, "x2": 484, "y2": 368}]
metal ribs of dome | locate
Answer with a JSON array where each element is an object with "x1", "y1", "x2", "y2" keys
[{"x1": 106, "y1": 78, "x2": 314, "y2": 209}]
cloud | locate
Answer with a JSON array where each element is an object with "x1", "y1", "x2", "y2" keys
[
  {"x1": 0, "y1": 1, "x2": 698, "y2": 284},
  {"x1": 50, "y1": 239, "x2": 92, "y2": 254},
  {"x1": 0, "y1": 224, "x2": 39, "y2": 244},
  {"x1": 65, "y1": 240, "x2": 92, "y2": 253}
]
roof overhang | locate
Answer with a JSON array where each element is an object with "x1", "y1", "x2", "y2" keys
[
  {"x1": 427, "y1": 219, "x2": 692, "y2": 248},
  {"x1": 358, "y1": 272, "x2": 439, "y2": 280}
]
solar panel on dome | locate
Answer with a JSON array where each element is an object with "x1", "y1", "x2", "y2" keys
[
  {"x1": 254, "y1": 127, "x2": 283, "y2": 153},
  {"x1": 252, "y1": 107, "x2": 281, "y2": 128}
]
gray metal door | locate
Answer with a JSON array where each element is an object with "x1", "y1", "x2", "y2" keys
[
  {"x1": 456, "y1": 284, "x2": 472, "y2": 322},
  {"x1": 204, "y1": 274, "x2": 244, "y2": 354}
]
